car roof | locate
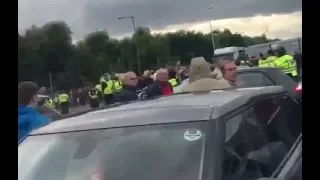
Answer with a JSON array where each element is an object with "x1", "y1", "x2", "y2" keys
[
  {"x1": 237, "y1": 66, "x2": 277, "y2": 72},
  {"x1": 31, "y1": 86, "x2": 286, "y2": 135}
]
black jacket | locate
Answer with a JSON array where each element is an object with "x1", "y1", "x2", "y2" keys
[
  {"x1": 142, "y1": 81, "x2": 173, "y2": 99},
  {"x1": 137, "y1": 77, "x2": 154, "y2": 90},
  {"x1": 114, "y1": 85, "x2": 138, "y2": 103}
]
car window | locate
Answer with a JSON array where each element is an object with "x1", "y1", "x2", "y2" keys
[
  {"x1": 237, "y1": 72, "x2": 274, "y2": 88},
  {"x1": 19, "y1": 122, "x2": 207, "y2": 180},
  {"x1": 223, "y1": 111, "x2": 271, "y2": 180},
  {"x1": 279, "y1": 96, "x2": 302, "y2": 138},
  {"x1": 223, "y1": 96, "x2": 300, "y2": 180},
  {"x1": 251, "y1": 96, "x2": 301, "y2": 177},
  {"x1": 255, "y1": 96, "x2": 301, "y2": 147}
]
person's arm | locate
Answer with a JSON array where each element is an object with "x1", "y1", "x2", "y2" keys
[
  {"x1": 30, "y1": 115, "x2": 50, "y2": 131},
  {"x1": 101, "y1": 82, "x2": 107, "y2": 91},
  {"x1": 138, "y1": 83, "x2": 162, "y2": 100}
]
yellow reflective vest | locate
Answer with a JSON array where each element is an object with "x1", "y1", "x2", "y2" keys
[
  {"x1": 169, "y1": 78, "x2": 178, "y2": 87},
  {"x1": 273, "y1": 55, "x2": 297, "y2": 76},
  {"x1": 44, "y1": 98, "x2": 55, "y2": 109},
  {"x1": 58, "y1": 94, "x2": 69, "y2": 104},
  {"x1": 103, "y1": 80, "x2": 114, "y2": 95},
  {"x1": 113, "y1": 80, "x2": 122, "y2": 92},
  {"x1": 259, "y1": 56, "x2": 278, "y2": 68}
]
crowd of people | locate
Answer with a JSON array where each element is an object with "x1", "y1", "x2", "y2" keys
[
  {"x1": 256, "y1": 46, "x2": 300, "y2": 82},
  {"x1": 18, "y1": 45, "x2": 300, "y2": 143}
]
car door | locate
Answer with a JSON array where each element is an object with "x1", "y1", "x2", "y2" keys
[
  {"x1": 221, "y1": 94, "x2": 301, "y2": 180},
  {"x1": 237, "y1": 71, "x2": 275, "y2": 88},
  {"x1": 272, "y1": 134, "x2": 302, "y2": 180}
]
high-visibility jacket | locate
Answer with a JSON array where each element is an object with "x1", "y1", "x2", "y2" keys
[
  {"x1": 58, "y1": 94, "x2": 69, "y2": 104},
  {"x1": 89, "y1": 90, "x2": 99, "y2": 99},
  {"x1": 103, "y1": 80, "x2": 114, "y2": 95},
  {"x1": 169, "y1": 78, "x2": 178, "y2": 87},
  {"x1": 44, "y1": 98, "x2": 55, "y2": 109},
  {"x1": 273, "y1": 55, "x2": 298, "y2": 76},
  {"x1": 113, "y1": 80, "x2": 122, "y2": 92},
  {"x1": 259, "y1": 56, "x2": 277, "y2": 68}
]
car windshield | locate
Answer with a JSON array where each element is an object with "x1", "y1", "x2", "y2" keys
[{"x1": 19, "y1": 122, "x2": 207, "y2": 180}]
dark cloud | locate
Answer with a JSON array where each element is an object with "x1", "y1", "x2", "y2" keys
[{"x1": 18, "y1": 0, "x2": 301, "y2": 39}]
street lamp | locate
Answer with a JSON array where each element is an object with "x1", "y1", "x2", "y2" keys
[
  {"x1": 208, "y1": 6, "x2": 216, "y2": 53},
  {"x1": 117, "y1": 16, "x2": 141, "y2": 74}
]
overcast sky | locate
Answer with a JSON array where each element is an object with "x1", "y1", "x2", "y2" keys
[{"x1": 18, "y1": 0, "x2": 302, "y2": 40}]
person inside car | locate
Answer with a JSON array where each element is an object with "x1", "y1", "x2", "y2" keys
[
  {"x1": 115, "y1": 71, "x2": 139, "y2": 102},
  {"x1": 181, "y1": 57, "x2": 232, "y2": 93},
  {"x1": 18, "y1": 81, "x2": 50, "y2": 143}
]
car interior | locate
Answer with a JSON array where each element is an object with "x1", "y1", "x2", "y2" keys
[{"x1": 223, "y1": 95, "x2": 301, "y2": 180}]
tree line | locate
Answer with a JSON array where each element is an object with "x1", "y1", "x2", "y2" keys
[{"x1": 18, "y1": 21, "x2": 279, "y2": 90}]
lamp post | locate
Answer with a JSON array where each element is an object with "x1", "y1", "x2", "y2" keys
[
  {"x1": 118, "y1": 16, "x2": 141, "y2": 74},
  {"x1": 208, "y1": 5, "x2": 216, "y2": 53}
]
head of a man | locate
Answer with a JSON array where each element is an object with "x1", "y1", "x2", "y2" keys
[
  {"x1": 167, "y1": 67, "x2": 177, "y2": 79},
  {"x1": 218, "y1": 60, "x2": 237, "y2": 82},
  {"x1": 123, "y1": 71, "x2": 138, "y2": 86},
  {"x1": 156, "y1": 68, "x2": 169, "y2": 82},
  {"x1": 188, "y1": 57, "x2": 212, "y2": 83},
  {"x1": 18, "y1": 81, "x2": 40, "y2": 107},
  {"x1": 182, "y1": 57, "x2": 232, "y2": 93}
]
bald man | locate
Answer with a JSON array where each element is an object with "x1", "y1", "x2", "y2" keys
[{"x1": 114, "y1": 71, "x2": 139, "y2": 103}]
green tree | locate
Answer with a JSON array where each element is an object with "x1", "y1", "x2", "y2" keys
[{"x1": 19, "y1": 20, "x2": 281, "y2": 89}]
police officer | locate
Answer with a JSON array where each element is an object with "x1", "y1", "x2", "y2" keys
[
  {"x1": 44, "y1": 98, "x2": 55, "y2": 109},
  {"x1": 58, "y1": 91, "x2": 70, "y2": 114},
  {"x1": 53, "y1": 94, "x2": 60, "y2": 110},
  {"x1": 273, "y1": 46, "x2": 298, "y2": 82},
  {"x1": 95, "y1": 84, "x2": 102, "y2": 100},
  {"x1": 112, "y1": 73, "x2": 122, "y2": 93},
  {"x1": 88, "y1": 88, "x2": 100, "y2": 108},
  {"x1": 102, "y1": 77, "x2": 114, "y2": 105},
  {"x1": 168, "y1": 68, "x2": 179, "y2": 87},
  {"x1": 259, "y1": 50, "x2": 277, "y2": 68},
  {"x1": 258, "y1": 53, "x2": 267, "y2": 67}
]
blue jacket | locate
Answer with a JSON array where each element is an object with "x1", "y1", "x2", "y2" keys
[{"x1": 18, "y1": 105, "x2": 50, "y2": 143}]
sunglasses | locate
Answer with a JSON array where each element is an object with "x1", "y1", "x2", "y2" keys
[{"x1": 130, "y1": 77, "x2": 137, "y2": 80}]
